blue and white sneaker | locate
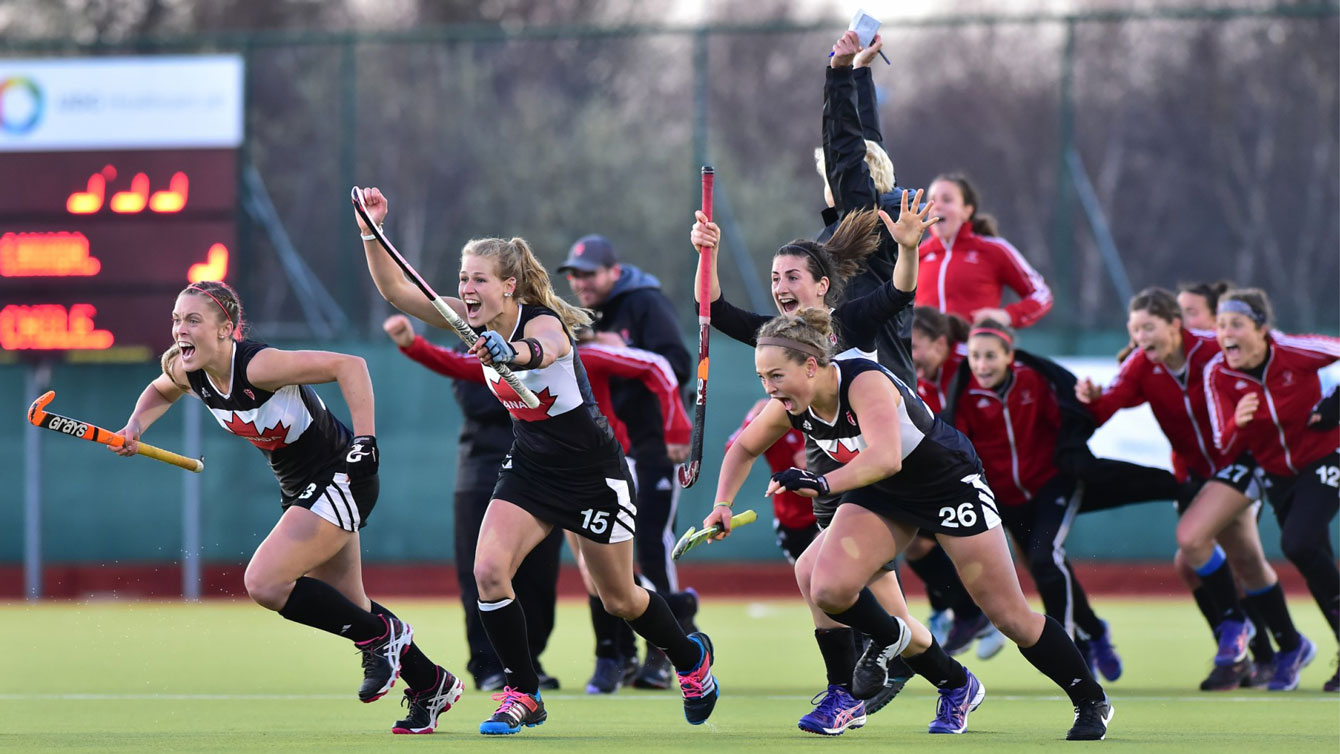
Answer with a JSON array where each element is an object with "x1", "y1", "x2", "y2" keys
[
  {"x1": 1087, "y1": 620, "x2": 1123, "y2": 681},
  {"x1": 928, "y1": 669, "x2": 985, "y2": 734},
  {"x1": 928, "y1": 609, "x2": 952, "y2": 647},
  {"x1": 1268, "y1": 634, "x2": 1316, "y2": 691},
  {"x1": 677, "y1": 632, "x2": 719, "y2": 725},
  {"x1": 798, "y1": 685, "x2": 867, "y2": 736},
  {"x1": 975, "y1": 626, "x2": 1008, "y2": 661}
]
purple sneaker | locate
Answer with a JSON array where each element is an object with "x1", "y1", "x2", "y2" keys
[
  {"x1": 1268, "y1": 634, "x2": 1316, "y2": 691},
  {"x1": 943, "y1": 613, "x2": 992, "y2": 656},
  {"x1": 797, "y1": 685, "x2": 867, "y2": 736},
  {"x1": 1213, "y1": 619, "x2": 1251, "y2": 667},
  {"x1": 1087, "y1": 620, "x2": 1123, "y2": 682},
  {"x1": 928, "y1": 669, "x2": 985, "y2": 734}
]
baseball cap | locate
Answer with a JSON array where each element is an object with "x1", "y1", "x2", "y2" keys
[{"x1": 557, "y1": 234, "x2": 619, "y2": 274}]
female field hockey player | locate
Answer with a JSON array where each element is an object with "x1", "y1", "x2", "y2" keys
[
  {"x1": 706, "y1": 310, "x2": 1112, "y2": 739},
  {"x1": 1075, "y1": 287, "x2": 1291, "y2": 690},
  {"x1": 355, "y1": 187, "x2": 717, "y2": 734},
  {"x1": 1197, "y1": 288, "x2": 1340, "y2": 691},
  {"x1": 111, "y1": 281, "x2": 463, "y2": 734}
]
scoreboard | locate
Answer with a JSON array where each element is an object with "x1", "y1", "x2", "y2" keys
[{"x1": 0, "y1": 55, "x2": 243, "y2": 361}]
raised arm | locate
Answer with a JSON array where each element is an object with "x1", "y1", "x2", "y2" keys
[
  {"x1": 247, "y1": 348, "x2": 375, "y2": 436},
  {"x1": 581, "y1": 344, "x2": 691, "y2": 447},
  {"x1": 110, "y1": 370, "x2": 191, "y2": 457},
  {"x1": 689, "y1": 210, "x2": 723, "y2": 304},
  {"x1": 354, "y1": 186, "x2": 466, "y2": 330}
]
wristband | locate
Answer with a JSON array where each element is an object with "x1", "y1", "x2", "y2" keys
[
  {"x1": 714, "y1": 501, "x2": 733, "y2": 509},
  {"x1": 360, "y1": 223, "x2": 384, "y2": 241},
  {"x1": 515, "y1": 337, "x2": 545, "y2": 370}
]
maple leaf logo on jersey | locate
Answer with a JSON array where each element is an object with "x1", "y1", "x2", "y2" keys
[
  {"x1": 222, "y1": 413, "x2": 293, "y2": 450},
  {"x1": 814, "y1": 435, "x2": 866, "y2": 463},
  {"x1": 488, "y1": 375, "x2": 559, "y2": 421}
]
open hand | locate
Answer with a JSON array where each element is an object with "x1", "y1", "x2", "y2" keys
[{"x1": 878, "y1": 188, "x2": 939, "y2": 249}]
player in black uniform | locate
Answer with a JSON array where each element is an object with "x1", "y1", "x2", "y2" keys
[
  {"x1": 705, "y1": 309, "x2": 1113, "y2": 740},
  {"x1": 110, "y1": 281, "x2": 462, "y2": 734},
  {"x1": 354, "y1": 187, "x2": 718, "y2": 735}
]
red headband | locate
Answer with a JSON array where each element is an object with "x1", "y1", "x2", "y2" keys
[
  {"x1": 189, "y1": 285, "x2": 235, "y2": 333},
  {"x1": 970, "y1": 326, "x2": 1013, "y2": 346}
]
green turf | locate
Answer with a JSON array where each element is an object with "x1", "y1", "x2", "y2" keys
[{"x1": 1, "y1": 597, "x2": 1336, "y2": 752}]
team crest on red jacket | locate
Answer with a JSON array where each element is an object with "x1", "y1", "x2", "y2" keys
[
  {"x1": 815, "y1": 434, "x2": 866, "y2": 463},
  {"x1": 222, "y1": 413, "x2": 294, "y2": 450}
]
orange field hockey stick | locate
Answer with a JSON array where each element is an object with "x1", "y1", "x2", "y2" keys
[{"x1": 26, "y1": 391, "x2": 204, "y2": 473}]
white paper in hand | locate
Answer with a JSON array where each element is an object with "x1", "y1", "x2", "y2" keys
[{"x1": 849, "y1": 9, "x2": 881, "y2": 48}]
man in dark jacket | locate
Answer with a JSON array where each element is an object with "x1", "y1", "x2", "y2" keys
[{"x1": 559, "y1": 234, "x2": 698, "y2": 690}]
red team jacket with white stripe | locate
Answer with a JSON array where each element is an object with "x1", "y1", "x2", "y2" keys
[
  {"x1": 1085, "y1": 328, "x2": 1225, "y2": 481},
  {"x1": 917, "y1": 350, "x2": 965, "y2": 415},
  {"x1": 400, "y1": 336, "x2": 689, "y2": 454},
  {"x1": 952, "y1": 363, "x2": 1062, "y2": 506},
  {"x1": 916, "y1": 225, "x2": 1053, "y2": 328},
  {"x1": 1205, "y1": 333, "x2": 1340, "y2": 477}
]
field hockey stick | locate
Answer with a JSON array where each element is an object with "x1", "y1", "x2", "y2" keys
[
  {"x1": 26, "y1": 391, "x2": 204, "y2": 472},
  {"x1": 677, "y1": 166, "x2": 715, "y2": 487},
  {"x1": 672, "y1": 508, "x2": 756, "y2": 560},
  {"x1": 351, "y1": 187, "x2": 539, "y2": 409}
]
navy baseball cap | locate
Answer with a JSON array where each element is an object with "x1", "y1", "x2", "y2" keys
[{"x1": 558, "y1": 235, "x2": 619, "y2": 274}]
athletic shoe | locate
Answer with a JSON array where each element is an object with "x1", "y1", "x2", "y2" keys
[
  {"x1": 355, "y1": 616, "x2": 413, "y2": 703},
  {"x1": 392, "y1": 666, "x2": 464, "y2": 734},
  {"x1": 586, "y1": 657, "x2": 625, "y2": 694},
  {"x1": 1066, "y1": 696, "x2": 1114, "y2": 741},
  {"x1": 1199, "y1": 658, "x2": 1251, "y2": 691},
  {"x1": 1241, "y1": 658, "x2": 1274, "y2": 689},
  {"x1": 927, "y1": 669, "x2": 985, "y2": 734},
  {"x1": 477, "y1": 672, "x2": 506, "y2": 692},
  {"x1": 1087, "y1": 620, "x2": 1123, "y2": 682},
  {"x1": 798, "y1": 684, "x2": 867, "y2": 736},
  {"x1": 927, "y1": 609, "x2": 952, "y2": 647},
  {"x1": 1213, "y1": 619, "x2": 1251, "y2": 667},
  {"x1": 975, "y1": 626, "x2": 1008, "y2": 661},
  {"x1": 677, "y1": 632, "x2": 719, "y2": 725},
  {"x1": 633, "y1": 647, "x2": 674, "y2": 689},
  {"x1": 621, "y1": 654, "x2": 641, "y2": 686},
  {"x1": 1323, "y1": 654, "x2": 1338, "y2": 692},
  {"x1": 536, "y1": 671, "x2": 560, "y2": 691},
  {"x1": 866, "y1": 656, "x2": 911, "y2": 716},
  {"x1": 943, "y1": 612, "x2": 991, "y2": 656},
  {"x1": 1268, "y1": 634, "x2": 1316, "y2": 691},
  {"x1": 479, "y1": 687, "x2": 546, "y2": 735},
  {"x1": 851, "y1": 616, "x2": 911, "y2": 700}
]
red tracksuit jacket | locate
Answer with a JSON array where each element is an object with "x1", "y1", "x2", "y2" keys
[
  {"x1": 953, "y1": 363, "x2": 1062, "y2": 506},
  {"x1": 400, "y1": 336, "x2": 690, "y2": 454},
  {"x1": 1085, "y1": 328, "x2": 1225, "y2": 481},
  {"x1": 1205, "y1": 332, "x2": 1340, "y2": 477},
  {"x1": 916, "y1": 225, "x2": 1053, "y2": 328},
  {"x1": 917, "y1": 349, "x2": 965, "y2": 415}
]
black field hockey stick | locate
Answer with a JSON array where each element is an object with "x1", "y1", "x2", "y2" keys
[{"x1": 677, "y1": 166, "x2": 715, "y2": 488}]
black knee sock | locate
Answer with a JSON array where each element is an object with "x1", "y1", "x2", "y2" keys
[
  {"x1": 1191, "y1": 585, "x2": 1220, "y2": 641},
  {"x1": 908, "y1": 548, "x2": 955, "y2": 613},
  {"x1": 815, "y1": 628, "x2": 858, "y2": 689},
  {"x1": 1018, "y1": 616, "x2": 1105, "y2": 705},
  {"x1": 1069, "y1": 580, "x2": 1107, "y2": 640},
  {"x1": 588, "y1": 595, "x2": 622, "y2": 660},
  {"x1": 823, "y1": 588, "x2": 905, "y2": 647},
  {"x1": 1194, "y1": 551, "x2": 1245, "y2": 623},
  {"x1": 278, "y1": 577, "x2": 384, "y2": 642},
  {"x1": 478, "y1": 597, "x2": 539, "y2": 694},
  {"x1": 1244, "y1": 583, "x2": 1298, "y2": 654},
  {"x1": 369, "y1": 600, "x2": 439, "y2": 690},
  {"x1": 627, "y1": 589, "x2": 700, "y2": 670},
  {"x1": 617, "y1": 618, "x2": 639, "y2": 659},
  {"x1": 904, "y1": 637, "x2": 968, "y2": 689}
]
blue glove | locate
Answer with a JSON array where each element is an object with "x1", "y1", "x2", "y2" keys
[
  {"x1": 478, "y1": 330, "x2": 517, "y2": 364},
  {"x1": 771, "y1": 467, "x2": 829, "y2": 495}
]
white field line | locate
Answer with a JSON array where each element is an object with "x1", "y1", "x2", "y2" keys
[{"x1": 0, "y1": 693, "x2": 1335, "y2": 703}]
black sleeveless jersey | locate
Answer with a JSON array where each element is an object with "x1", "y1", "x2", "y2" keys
[
  {"x1": 477, "y1": 304, "x2": 621, "y2": 465},
  {"x1": 786, "y1": 358, "x2": 982, "y2": 506},
  {"x1": 186, "y1": 339, "x2": 352, "y2": 496}
]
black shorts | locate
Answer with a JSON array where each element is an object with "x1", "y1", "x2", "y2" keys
[
  {"x1": 1178, "y1": 453, "x2": 1267, "y2": 515},
  {"x1": 1264, "y1": 451, "x2": 1340, "y2": 523},
  {"x1": 281, "y1": 468, "x2": 377, "y2": 532},
  {"x1": 838, "y1": 471, "x2": 1002, "y2": 537},
  {"x1": 774, "y1": 520, "x2": 820, "y2": 564},
  {"x1": 492, "y1": 449, "x2": 637, "y2": 545}
]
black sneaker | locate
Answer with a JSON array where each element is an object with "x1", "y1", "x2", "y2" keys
[
  {"x1": 850, "y1": 616, "x2": 910, "y2": 700},
  {"x1": 1066, "y1": 696, "x2": 1114, "y2": 741},
  {"x1": 620, "y1": 654, "x2": 641, "y2": 687},
  {"x1": 536, "y1": 671, "x2": 560, "y2": 691},
  {"x1": 633, "y1": 647, "x2": 674, "y2": 689},
  {"x1": 866, "y1": 656, "x2": 912, "y2": 715},
  {"x1": 586, "y1": 657, "x2": 624, "y2": 694},
  {"x1": 477, "y1": 672, "x2": 506, "y2": 692},
  {"x1": 479, "y1": 687, "x2": 546, "y2": 735},
  {"x1": 392, "y1": 666, "x2": 464, "y2": 734},
  {"x1": 1199, "y1": 658, "x2": 1250, "y2": 691},
  {"x1": 355, "y1": 616, "x2": 414, "y2": 703},
  {"x1": 1240, "y1": 658, "x2": 1274, "y2": 689},
  {"x1": 677, "y1": 632, "x2": 719, "y2": 725}
]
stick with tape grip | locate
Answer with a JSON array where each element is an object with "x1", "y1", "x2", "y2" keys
[
  {"x1": 677, "y1": 166, "x2": 715, "y2": 487},
  {"x1": 26, "y1": 391, "x2": 204, "y2": 472},
  {"x1": 351, "y1": 186, "x2": 539, "y2": 409},
  {"x1": 672, "y1": 508, "x2": 756, "y2": 561}
]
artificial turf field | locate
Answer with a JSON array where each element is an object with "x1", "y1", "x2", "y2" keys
[{"x1": 1, "y1": 597, "x2": 1336, "y2": 752}]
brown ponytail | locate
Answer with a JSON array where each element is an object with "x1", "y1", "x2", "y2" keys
[{"x1": 774, "y1": 209, "x2": 882, "y2": 307}]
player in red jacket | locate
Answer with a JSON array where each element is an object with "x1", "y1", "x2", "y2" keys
[
  {"x1": 1076, "y1": 287, "x2": 1297, "y2": 690},
  {"x1": 1194, "y1": 288, "x2": 1339, "y2": 691},
  {"x1": 917, "y1": 175, "x2": 1053, "y2": 328},
  {"x1": 912, "y1": 307, "x2": 969, "y2": 414},
  {"x1": 948, "y1": 322, "x2": 1121, "y2": 683}
]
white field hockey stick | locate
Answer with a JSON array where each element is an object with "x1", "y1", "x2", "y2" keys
[
  {"x1": 671, "y1": 508, "x2": 757, "y2": 561},
  {"x1": 27, "y1": 391, "x2": 204, "y2": 472},
  {"x1": 351, "y1": 186, "x2": 539, "y2": 409}
]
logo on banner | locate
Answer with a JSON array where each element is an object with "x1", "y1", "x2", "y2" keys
[{"x1": 0, "y1": 77, "x2": 43, "y2": 134}]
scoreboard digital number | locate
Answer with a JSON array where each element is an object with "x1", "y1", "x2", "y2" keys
[{"x1": 0, "y1": 54, "x2": 243, "y2": 362}]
